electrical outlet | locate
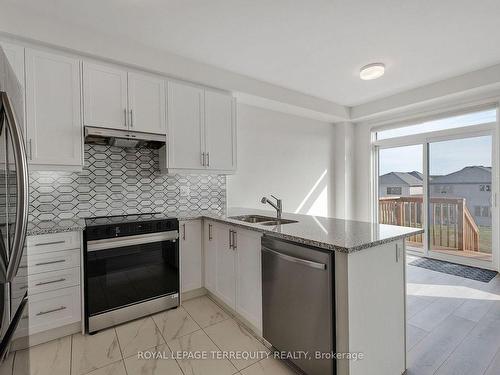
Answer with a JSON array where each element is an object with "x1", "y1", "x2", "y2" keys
[{"x1": 180, "y1": 186, "x2": 190, "y2": 197}]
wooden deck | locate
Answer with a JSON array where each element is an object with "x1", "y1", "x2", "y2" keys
[{"x1": 379, "y1": 196, "x2": 481, "y2": 253}]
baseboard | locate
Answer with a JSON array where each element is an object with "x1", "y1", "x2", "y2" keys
[
  {"x1": 11, "y1": 322, "x2": 81, "y2": 350},
  {"x1": 181, "y1": 287, "x2": 207, "y2": 301}
]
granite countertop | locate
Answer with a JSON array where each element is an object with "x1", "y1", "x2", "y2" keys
[
  {"x1": 199, "y1": 208, "x2": 424, "y2": 253},
  {"x1": 27, "y1": 207, "x2": 423, "y2": 254},
  {"x1": 27, "y1": 217, "x2": 86, "y2": 236}
]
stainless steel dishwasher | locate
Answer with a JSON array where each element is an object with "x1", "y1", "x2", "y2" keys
[{"x1": 262, "y1": 236, "x2": 335, "y2": 375}]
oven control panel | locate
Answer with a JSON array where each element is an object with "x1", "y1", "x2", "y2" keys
[{"x1": 84, "y1": 214, "x2": 179, "y2": 241}]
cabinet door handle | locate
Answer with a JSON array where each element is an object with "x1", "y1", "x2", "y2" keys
[
  {"x1": 182, "y1": 223, "x2": 186, "y2": 241},
  {"x1": 36, "y1": 306, "x2": 67, "y2": 316},
  {"x1": 34, "y1": 240, "x2": 65, "y2": 247},
  {"x1": 35, "y1": 278, "x2": 66, "y2": 286},
  {"x1": 207, "y1": 152, "x2": 210, "y2": 167},
  {"x1": 35, "y1": 259, "x2": 65, "y2": 266},
  {"x1": 208, "y1": 224, "x2": 213, "y2": 241},
  {"x1": 395, "y1": 243, "x2": 399, "y2": 263},
  {"x1": 232, "y1": 230, "x2": 237, "y2": 250},
  {"x1": 228, "y1": 230, "x2": 233, "y2": 249},
  {"x1": 124, "y1": 108, "x2": 128, "y2": 127},
  {"x1": 130, "y1": 109, "x2": 134, "y2": 128},
  {"x1": 201, "y1": 152, "x2": 205, "y2": 166}
]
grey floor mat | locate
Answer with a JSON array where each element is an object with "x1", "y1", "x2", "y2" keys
[{"x1": 409, "y1": 257, "x2": 497, "y2": 283}]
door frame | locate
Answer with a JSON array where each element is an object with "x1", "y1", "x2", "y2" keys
[{"x1": 372, "y1": 116, "x2": 499, "y2": 270}]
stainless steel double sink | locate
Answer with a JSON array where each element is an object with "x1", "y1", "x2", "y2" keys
[{"x1": 229, "y1": 214, "x2": 298, "y2": 226}]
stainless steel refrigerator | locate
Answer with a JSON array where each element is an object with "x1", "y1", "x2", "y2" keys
[{"x1": 0, "y1": 46, "x2": 30, "y2": 361}]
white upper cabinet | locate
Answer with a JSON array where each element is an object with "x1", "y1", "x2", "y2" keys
[
  {"x1": 127, "y1": 72, "x2": 166, "y2": 134},
  {"x1": 83, "y1": 62, "x2": 166, "y2": 134},
  {"x1": 204, "y1": 89, "x2": 235, "y2": 171},
  {"x1": 83, "y1": 62, "x2": 128, "y2": 130},
  {"x1": 25, "y1": 48, "x2": 82, "y2": 168},
  {"x1": 163, "y1": 81, "x2": 236, "y2": 174},
  {"x1": 1, "y1": 42, "x2": 25, "y2": 88},
  {"x1": 167, "y1": 81, "x2": 204, "y2": 169},
  {"x1": 1, "y1": 42, "x2": 26, "y2": 136}
]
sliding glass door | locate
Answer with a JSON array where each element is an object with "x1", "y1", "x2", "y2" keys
[
  {"x1": 428, "y1": 136, "x2": 493, "y2": 262},
  {"x1": 373, "y1": 107, "x2": 498, "y2": 268},
  {"x1": 378, "y1": 145, "x2": 424, "y2": 253}
]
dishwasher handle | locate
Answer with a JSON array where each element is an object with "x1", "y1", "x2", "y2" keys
[{"x1": 262, "y1": 246, "x2": 327, "y2": 270}]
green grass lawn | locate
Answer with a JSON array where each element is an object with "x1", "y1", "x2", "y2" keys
[
  {"x1": 479, "y1": 226, "x2": 492, "y2": 254},
  {"x1": 428, "y1": 225, "x2": 492, "y2": 254}
]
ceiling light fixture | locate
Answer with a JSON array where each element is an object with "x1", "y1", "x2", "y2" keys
[{"x1": 359, "y1": 63, "x2": 385, "y2": 80}]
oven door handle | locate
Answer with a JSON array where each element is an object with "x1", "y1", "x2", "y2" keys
[{"x1": 87, "y1": 231, "x2": 179, "y2": 252}]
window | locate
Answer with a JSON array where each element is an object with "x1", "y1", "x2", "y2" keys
[
  {"x1": 433, "y1": 185, "x2": 452, "y2": 194},
  {"x1": 387, "y1": 187, "x2": 402, "y2": 195},
  {"x1": 375, "y1": 106, "x2": 497, "y2": 265},
  {"x1": 480, "y1": 184, "x2": 491, "y2": 192},
  {"x1": 482, "y1": 206, "x2": 491, "y2": 218},
  {"x1": 376, "y1": 109, "x2": 496, "y2": 140}
]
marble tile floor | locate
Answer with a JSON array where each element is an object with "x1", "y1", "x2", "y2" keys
[
  {"x1": 0, "y1": 295, "x2": 298, "y2": 375},
  {"x1": 3, "y1": 256, "x2": 500, "y2": 375}
]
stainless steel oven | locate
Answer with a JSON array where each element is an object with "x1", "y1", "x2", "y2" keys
[{"x1": 83, "y1": 214, "x2": 179, "y2": 333}]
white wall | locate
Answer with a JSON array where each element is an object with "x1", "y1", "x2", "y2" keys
[
  {"x1": 0, "y1": 3, "x2": 347, "y2": 121},
  {"x1": 353, "y1": 123, "x2": 374, "y2": 222},
  {"x1": 227, "y1": 104, "x2": 336, "y2": 217}
]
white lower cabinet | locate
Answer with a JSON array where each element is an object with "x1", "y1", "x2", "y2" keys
[
  {"x1": 16, "y1": 286, "x2": 81, "y2": 338},
  {"x1": 338, "y1": 240, "x2": 406, "y2": 375},
  {"x1": 13, "y1": 231, "x2": 82, "y2": 340},
  {"x1": 180, "y1": 220, "x2": 203, "y2": 293},
  {"x1": 234, "y1": 229, "x2": 263, "y2": 331},
  {"x1": 214, "y1": 223, "x2": 236, "y2": 309},
  {"x1": 204, "y1": 220, "x2": 217, "y2": 293},
  {"x1": 204, "y1": 220, "x2": 263, "y2": 332}
]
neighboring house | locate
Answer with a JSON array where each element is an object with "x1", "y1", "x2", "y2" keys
[
  {"x1": 430, "y1": 166, "x2": 492, "y2": 226},
  {"x1": 379, "y1": 171, "x2": 424, "y2": 197}
]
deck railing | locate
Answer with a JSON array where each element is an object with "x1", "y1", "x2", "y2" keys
[{"x1": 379, "y1": 196, "x2": 479, "y2": 251}]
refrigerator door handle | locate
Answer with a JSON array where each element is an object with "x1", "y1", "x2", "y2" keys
[{"x1": 1, "y1": 91, "x2": 29, "y2": 282}]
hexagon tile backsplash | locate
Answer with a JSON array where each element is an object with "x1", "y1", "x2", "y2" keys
[{"x1": 28, "y1": 144, "x2": 226, "y2": 221}]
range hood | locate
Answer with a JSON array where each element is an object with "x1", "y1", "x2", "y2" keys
[{"x1": 84, "y1": 127, "x2": 166, "y2": 149}]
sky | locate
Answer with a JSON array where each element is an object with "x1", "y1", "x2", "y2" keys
[
  {"x1": 377, "y1": 109, "x2": 496, "y2": 140},
  {"x1": 378, "y1": 109, "x2": 495, "y2": 176},
  {"x1": 379, "y1": 136, "x2": 492, "y2": 176}
]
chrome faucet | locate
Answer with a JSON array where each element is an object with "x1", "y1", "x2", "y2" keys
[{"x1": 261, "y1": 195, "x2": 282, "y2": 220}]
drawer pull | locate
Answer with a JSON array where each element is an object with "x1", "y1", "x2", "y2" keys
[
  {"x1": 18, "y1": 265, "x2": 28, "y2": 269},
  {"x1": 36, "y1": 306, "x2": 67, "y2": 316},
  {"x1": 35, "y1": 259, "x2": 66, "y2": 266},
  {"x1": 34, "y1": 240, "x2": 66, "y2": 247},
  {"x1": 35, "y1": 278, "x2": 66, "y2": 286}
]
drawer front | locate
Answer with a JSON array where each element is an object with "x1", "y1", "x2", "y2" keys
[
  {"x1": 12, "y1": 267, "x2": 80, "y2": 296},
  {"x1": 15, "y1": 286, "x2": 81, "y2": 337},
  {"x1": 27, "y1": 231, "x2": 80, "y2": 254},
  {"x1": 18, "y1": 249, "x2": 81, "y2": 276}
]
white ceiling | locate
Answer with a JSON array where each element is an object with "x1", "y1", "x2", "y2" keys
[{"x1": 6, "y1": 0, "x2": 500, "y2": 106}]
